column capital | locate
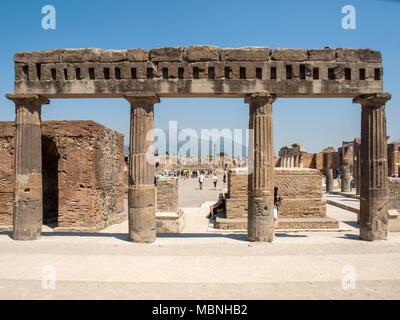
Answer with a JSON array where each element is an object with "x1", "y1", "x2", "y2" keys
[
  {"x1": 124, "y1": 93, "x2": 160, "y2": 104},
  {"x1": 244, "y1": 92, "x2": 276, "y2": 105},
  {"x1": 6, "y1": 93, "x2": 50, "y2": 106},
  {"x1": 353, "y1": 93, "x2": 391, "y2": 108}
]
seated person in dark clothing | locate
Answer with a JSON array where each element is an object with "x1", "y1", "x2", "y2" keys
[{"x1": 206, "y1": 193, "x2": 226, "y2": 219}]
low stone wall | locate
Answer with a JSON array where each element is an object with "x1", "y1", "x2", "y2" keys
[
  {"x1": 156, "y1": 177, "x2": 185, "y2": 233},
  {"x1": 226, "y1": 168, "x2": 326, "y2": 218},
  {"x1": 157, "y1": 177, "x2": 179, "y2": 212},
  {"x1": 0, "y1": 120, "x2": 125, "y2": 231},
  {"x1": 388, "y1": 177, "x2": 400, "y2": 210}
]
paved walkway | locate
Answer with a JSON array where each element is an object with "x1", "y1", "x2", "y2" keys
[
  {"x1": 324, "y1": 193, "x2": 360, "y2": 214},
  {"x1": 1, "y1": 179, "x2": 400, "y2": 299}
]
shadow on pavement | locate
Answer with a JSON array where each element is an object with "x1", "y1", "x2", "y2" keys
[
  {"x1": 342, "y1": 220, "x2": 359, "y2": 228},
  {"x1": 157, "y1": 233, "x2": 248, "y2": 241},
  {"x1": 0, "y1": 230, "x2": 130, "y2": 242},
  {"x1": 275, "y1": 233, "x2": 308, "y2": 238},
  {"x1": 336, "y1": 233, "x2": 360, "y2": 240}
]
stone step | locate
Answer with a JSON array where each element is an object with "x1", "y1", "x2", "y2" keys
[{"x1": 215, "y1": 217, "x2": 340, "y2": 231}]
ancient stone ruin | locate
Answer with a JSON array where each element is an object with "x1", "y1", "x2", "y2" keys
[
  {"x1": 219, "y1": 168, "x2": 338, "y2": 230},
  {"x1": 0, "y1": 120, "x2": 125, "y2": 232},
  {"x1": 156, "y1": 177, "x2": 185, "y2": 233},
  {"x1": 5, "y1": 45, "x2": 391, "y2": 242}
]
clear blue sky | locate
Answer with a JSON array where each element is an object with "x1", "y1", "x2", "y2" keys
[{"x1": 0, "y1": 0, "x2": 399, "y2": 153}]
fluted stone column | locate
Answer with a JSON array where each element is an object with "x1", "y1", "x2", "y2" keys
[
  {"x1": 341, "y1": 157, "x2": 351, "y2": 192},
  {"x1": 298, "y1": 154, "x2": 303, "y2": 168},
  {"x1": 353, "y1": 139, "x2": 361, "y2": 195},
  {"x1": 125, "y1": 93, "x2": 160, "y2": 243},
  {"x1": 294, "y1": 155, "x2": 298, "y2": 168},
  {"x1": 245, "y1": 92, "x2": 276, "y2": 242},
  {"x1": 325, "y1": 169, "x2": 334, "y2": 192},
  {"x1": 353, "y1": 93, "x2": 391, "y2": 241},
  {"x1": 6, "y1": 94, "x2": 50, "y2": 240}
]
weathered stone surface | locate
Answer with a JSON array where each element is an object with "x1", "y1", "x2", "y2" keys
[
  {"x1": 359, "y1": 49, "x2": 382, "y2": 63},
  {"x1": 62, "y1": 48, "x2": 101, "y2": 62},
  {"x1": 271, "y1": 48, "x2": 307, "y2": 61},
  {"x1": 126, "y1": 48, "x2": 149, "y2": 61},
  {"x1": 157, "y1": 177, "x2": 178, "y2": 212},
  {"x1": 335, "y1": 48, "x2": 360, "y2": 62},
  {"x1": 0, "y1": 120, "x2": 125, "y2": 232},
  {"x1": 150, "y1": 47, "x2": 182, "y2": 62},
  {"x1": 388, "y1": 178, "x2": 400, "y2": 210},
  {"x1": 99, "y1": 50, "x2": 127, "y2": 62},
  {"x1": 183, "y1": 45, "x2": 220, "y2": 62},
  {"x1": 354, "y1": 93, "x2": 391, "y2": 240},
  {"x1": 15, "y1": 49, "x2": 63, "y2": 63},
  {"x1": 307, "y1": 49, "x2": 335, "y2": 61},
  {"x1": 225, "y1": 168, "x2": 327, "y2": 219},
  {"x1": 221, "y1": 47, "x2": 270, "y2": 61},
  {"x1": 127, "y1": 95, "x2": 158, "y2": 243},
  {"x1": 246, "y1": 93, "x2": 275, "y2": 242}
]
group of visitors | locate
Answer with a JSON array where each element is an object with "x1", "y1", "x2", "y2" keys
[{"x1": 198, "y1": 172, "x2": 218, "y2": 190}]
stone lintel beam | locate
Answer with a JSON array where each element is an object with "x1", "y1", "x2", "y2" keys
[{"x1": 353, "y1": 92, "x2": 391, "y2": 241}]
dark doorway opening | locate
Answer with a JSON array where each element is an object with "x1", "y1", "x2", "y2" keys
[{"x1": 41, "y1": 136, "x2": 59, "y2": 226}]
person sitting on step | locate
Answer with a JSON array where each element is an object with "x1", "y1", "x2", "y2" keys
[{"x1": 206, "y1": 193, "x2": 226, "y2": 219}]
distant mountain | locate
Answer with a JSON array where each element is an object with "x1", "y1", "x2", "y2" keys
[{"x1": 124, "y1": 133, "x2": 248, "y2": 156}]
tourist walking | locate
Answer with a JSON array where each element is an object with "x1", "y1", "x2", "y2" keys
[
  {"x1": 212, "y1": 174, "x2": 217, "y2": 189},
  {"x1": 199, "y1": 172, "x2": 204, "y2": 190}
]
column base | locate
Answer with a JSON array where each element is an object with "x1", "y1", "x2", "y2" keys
[
  {"x1": 247, "y1": 196, "x2": 274, "y2": 242},
  {"x1": 13, "y1": 200, "x2": 42, "y2": 240},
  {"x1": 359, "y1": 196, "x2": 388, "y2": 241}
]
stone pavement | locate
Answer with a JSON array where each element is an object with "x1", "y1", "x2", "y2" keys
[
  {"x1": 324, "y1": 192, "x2": 360, "y2": 214},
  {"x1": 0, "y1": 178, "x2": 400, "y2": 299}
]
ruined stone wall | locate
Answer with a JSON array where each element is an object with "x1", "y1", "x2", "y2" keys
[
  {"x1": 388, "y1": 178, "x2": 400, "y2": 210},
  {"x1": 226, "y1": 168, "x2": 326, "y2": 218},
  {"x1": 13, "y1": 47, "x2": 383, "y2": 97},
  {"x1": 275, "y1": 168, "x2": 326, "y2": 217},
  {"x1": 301, "y1": 154, "x2": 315, "y2": 168},
  {"x1": 0, "y1": 122, "x2": 15, "y2": 226},
  {"x1": 156, "y1": 177, "x2": 178, "y2": 212},
  {"x1": 0, "y1": 121, "x2": 125, "y2": 231},
  {"x1": 388, "y1": 143, "x2": 400, "y2": 176}
]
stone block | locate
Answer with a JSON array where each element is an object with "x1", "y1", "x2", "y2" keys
[
  {"x1": 150, "y1": 47, "x2": 183, "y2": 62},
  {"x1": 157, "y1": 177, "x2": 178, "y2": 212},
  {"x1": 62, "y1": 48, "x2": 101, "y2": 63},
  {"x1": 14, "y1": 49, "x2": 63, "y2": 63},
  {"x1": 307, "y1": 49, "x2": 335, "y2": 61},
  {"x1": 99, "y1": 50, "x2": 127, "y2": 62},
  {"x1": 221, "y1": 47, "x2": 270, "y2": 61},
  {"x1": 271, "y1": 48, "x2": 307, "y2": 61},
  {"x1": 335, "y1": 48, "x2": 360, "y2": 62},
  {"x1": 358, "y1": 49, "x2": 382, "y2": 63},
  {"x1": 156, "y1": 210, "x2": 185, "y2": 233},
  {"x1": 183, "y1": 45, "x2": 220, "y2": 62},
  {"x1": 126, "y1": 48, "x2": 149, "y2": 62}
]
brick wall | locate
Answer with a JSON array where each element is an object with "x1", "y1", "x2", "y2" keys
[
  {"x1": 0, "y1": 121, "x2": 125, "y2": 230},
  {"x1": 226, "y1": 167, "x2": 326, "y2": 218},
  {"x1": 0, "y1": 123, "x2": 14, "y2": 226}
]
